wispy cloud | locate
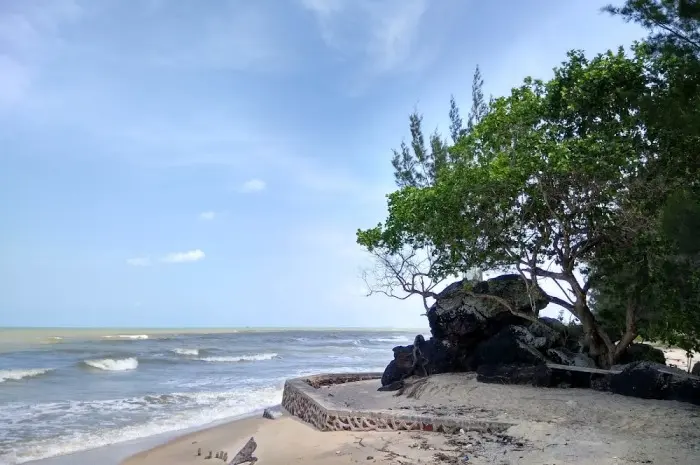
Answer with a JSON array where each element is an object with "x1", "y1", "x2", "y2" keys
[
  {"x1": 300, "y1": 0, "x2": 429, "y2": 75},
  {"x1": 161, "y1": 249, "x2": 205, "y2": 264},
  {"x1": 199, "y1": 211, "x2": 216, "y2": 221},
  {"x1": 239, "y1": 178, "x2": 266, "y2": 193},
  {"x1": 126, "y1": 257, "x2": 151, "y2": 267},
  {"x1": 0, "y1": 0, "x2": 83, "y2": 108}
]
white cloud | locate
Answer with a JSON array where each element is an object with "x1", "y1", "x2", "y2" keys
[
  {"x1": 126, "y1": 257, "x2": 151, "y2": 267},
  {"x1": 161, "y1": 249, "x2": 206, "y2": 264},
  {"x1": 239, "y1": 178, "x2": 266, "y2": 193},
  {"x1": 300, "y1": 0, "x2": 429, "y2": 75},
  {"x1": 199, "y1": 211, "x2": 216, "y2": 220}
]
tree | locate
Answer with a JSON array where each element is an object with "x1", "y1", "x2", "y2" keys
[
  {"x1": 365, "y1": 67, "x2": 489, "y2": 308},
  {"x1": 391, "y1": 66, "x2": 489, "y2": 189},
  {"x1": 604, "y1": 0, "x2": 700, "y2": 54},
  {"x1": 590, "y1": 0, "x2": 700, "y2": 355},
  {"x1": 359, "y1": 49, "x2": 653, "y2": 367}
]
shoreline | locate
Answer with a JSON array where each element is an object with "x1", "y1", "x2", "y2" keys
[{"x1": 25, "y1": 409, "x2": 271, "y2": 465}]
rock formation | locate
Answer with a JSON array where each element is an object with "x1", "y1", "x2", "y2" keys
[
  {"x1": 692, "y1": 361, "x2": 700, "y2": 376},
  {"x1": 378, "y1": 273, "x2": 700, "y2": 405}
]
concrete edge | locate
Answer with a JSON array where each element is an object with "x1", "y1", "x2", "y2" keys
[{"x1": 281, "y1": 372, "x2": 515, "y2": 434}]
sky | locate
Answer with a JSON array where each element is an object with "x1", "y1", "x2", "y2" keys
[{"x1": 0, "y1": 0, "x2": 646, "y2": 328}]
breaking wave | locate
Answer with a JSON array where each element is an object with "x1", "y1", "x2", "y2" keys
[
  {"x1": 82, "y1": 357, "x2": 138, "y2": 371},
  {"x1": 171, "y1": 348, "x2": 199, "y2": 356},
  {"x1": 1, "y1": 386, "x2": 282, "y2": 464},
  {"x1": 102, "y1": 334, "x2": 149, "y2": 340},
  {"x1": 0, "y1": 368, "x2": 53, "y2": 383},
  {"x1": 196, "y1": 353, "x2": 278, "y2": 363}
]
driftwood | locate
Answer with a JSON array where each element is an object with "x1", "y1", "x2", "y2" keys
[{"x1": 229, "y1": 437, "x2": 258, "y2": 465}]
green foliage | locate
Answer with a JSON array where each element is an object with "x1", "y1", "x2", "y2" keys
[
  {"x1": 604, "y1": 0, "x2": 700, "y2": 54},
  {"x1": 390, "y1": 66, "x2": 489, "y2": 189},
  {"x1": 360, "y1": 0, "x2": 700, "y2": 363}
]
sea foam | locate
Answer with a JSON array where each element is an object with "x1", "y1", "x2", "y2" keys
[
  {"x1": 197, "y1": 353, "x2": 278, "y2": 363},
  {"x1": 0, "y1": 368, "x2": 53, "y2": 383},
  {"x1": 83, "y1": 357, "x2": 138, "y2": 371},
  {"x1": 171, "y1": 348, "x2": 199, "y2": 356},
  {"x1": 1, "y1": 386, "x2": 282, "y2": 464}
]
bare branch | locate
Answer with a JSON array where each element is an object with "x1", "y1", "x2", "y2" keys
[{"x1": 362, "y1": 244, "x2": 447, "y2": 311}]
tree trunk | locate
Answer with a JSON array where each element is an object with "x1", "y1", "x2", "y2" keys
[{"x1": 575, "y1": 300, "x2": 616, "y2": 368}]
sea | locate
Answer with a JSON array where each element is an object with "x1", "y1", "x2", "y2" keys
[{"x1": 0, "y1": 327, "x2": 421, "y2": 465}]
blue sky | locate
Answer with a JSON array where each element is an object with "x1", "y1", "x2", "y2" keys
[{"x1": 1, "y1": 0, "x2": 645, "y2": 328}]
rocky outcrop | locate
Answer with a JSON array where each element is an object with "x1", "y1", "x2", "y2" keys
[
  {"x1": 546, "y1": 347, "x2": 596, "y2": 368},
  {"x1": 617, "y1": 343, "x2": 666, "y2": 365},
  {"x1": 377, "y1": 273, "x2": 697, "y2": 405},
  {"x1": 692, "y1": 361, "x2": 700, "y2": 376},
  {"x1": 380, "y1": 336, "x2": 453, "y2": 386},
  {"x1": 476, "y1": 363, "x2": 553, "y2": 386},
  {"x1": 608, "y1": 361, "x2": 700, "y2": 405},
  {"x1": 426, "y1": 274, "x2": 549, "y2": 370},
  {"x1": 474, "y1": 326, "x2": 547, "y2": 367}
]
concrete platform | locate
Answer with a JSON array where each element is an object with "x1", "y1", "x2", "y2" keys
[
  {"x1": 281, "y1": 373, "x2": 515, "y2": 433},
  {"x1": 282, "y1": 372, "x2": 700, "y2": 438}
]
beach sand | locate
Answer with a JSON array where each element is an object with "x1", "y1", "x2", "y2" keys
[
  {"x1": 121, "y1": 415, "x2": 456, "y2": 465},
  {"x1": 122, "y1": 373, "x2": 700, "y2": 465}
]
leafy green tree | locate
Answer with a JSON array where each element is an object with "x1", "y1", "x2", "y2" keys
[
  {"x1": 361, "y1": 1, "x2": 700, "y2": 367},
  {"x1": 590, "y1": 0, "x2": 700, "y2": 358},
  {"x1": 604, "y1": 0, "x2": 700, "y2": 54},
  {"x1": 364, "y1": 67, "x2": 489, "y2": 309},
  {"x1": 359, "y1": 49, "x2": 653, "y2": 367}
]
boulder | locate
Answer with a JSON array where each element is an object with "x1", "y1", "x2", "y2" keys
[
  {"x1": 609, "y1": 361, "x2": 700, "y2": 404},
  {"x1": 380, "y1": 336, "x2": 452, "y2": 386},
  {"x1": 476, "y1": 364, "x2": 552, "y2": 387},
  {"x1": 381, "y1": 346, "x2": 413, "y2": 386},
  {"x1": 528, "y1": 317, "x2": 567, "y2": 349},
  {"x1": 262, "y1": 407, "x2": 283, "y2": 420},
  {"x1": 546, "y1": 347, "x2": 596, "y2": 368},
  {"x1": 426, "y1": 274, "x2": 549, "y2": 368},
  {"x1": 474, "y1": 325, "x2": 547, "y2": 368},
  {"x1": 616, "y1": 343, "x2": 666, "y2": 365},
  {"x1": 561, "y1": 324, "x2": 586, "y2": 353},
  {"x1": 692, "y1": 361, "x2": 700, "y2": 376}
]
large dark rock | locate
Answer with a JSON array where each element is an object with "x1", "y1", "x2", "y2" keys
[
  {"x1": 617, "y1": 343, "x2": 666, "y2": 365},
  {"x1": 477, "y1": 364, "x2": 553, "y2": 386},
  {"x1": 609, "y1": 361, "x2": 700, "y2": 404},
  {"x1": 546, "y1": 347, "x2": 596, "y2": 368},
  {"x1": 380, "y1": 336, "x2": 452, "y2": 386},
  {"x1": 528, "y1": 317, "x2": 567, "y2": 349},
  {"x1": 427, "y1": 274, "x2": 549, "y2": 369},
  {"x1": 381, "y1": 346, "x2": 412, "y2": 386},
  {"x1": 692, "y1": 361, "x2": 700, "y2": 376},
  {"x1": 474, "y1": 325, "x2": 547, "y2": 368},
  {"x1": 561, "y1": 324, "x2": 587, "y2": 353}
]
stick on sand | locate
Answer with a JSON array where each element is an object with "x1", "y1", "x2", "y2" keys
[{"x1": 229, "y1": 437, "x2": 257, "y2": 465}]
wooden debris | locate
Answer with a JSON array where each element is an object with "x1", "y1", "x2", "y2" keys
[{"x1": 229, "y1": 437, "x2": 258, "y2": 465}]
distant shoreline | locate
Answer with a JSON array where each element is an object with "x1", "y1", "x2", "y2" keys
[{"x1": 0, "y1": 326, "x2": 427, "y2": 332}]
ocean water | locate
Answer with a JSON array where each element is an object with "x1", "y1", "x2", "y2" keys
[{"x1": 0, "y1": 328, "x2": 419, "y2": 464}]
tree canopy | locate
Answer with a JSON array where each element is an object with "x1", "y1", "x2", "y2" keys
[{"x1": 358, "y1": 0, "x2": 700, "y2": 366}]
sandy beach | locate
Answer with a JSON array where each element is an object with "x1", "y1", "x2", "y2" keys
[{"x1": 122, "y1": 373, "x2": 700, "y2": 465}]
